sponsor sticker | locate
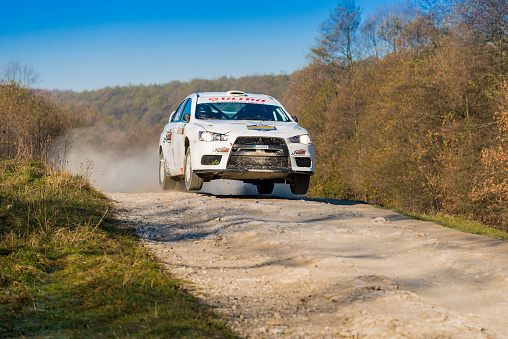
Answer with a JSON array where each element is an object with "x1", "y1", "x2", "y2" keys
[
  {"x1": 207, "y1": 97, "x2": 267, "y2": 104},
  {"x1": 214, "y1": 147, "x2": 230, "y2": 153},
  {"x1": 247, "y1": 125, "x2": 277, "y2": 131},
  {"x1": 176, "y1": 124, "x2": 185, "y2": 134},
  {"x1": 292, "y1": 149, "x2": 306, "y2": 156}
]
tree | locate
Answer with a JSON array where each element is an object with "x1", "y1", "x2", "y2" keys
[
  {"x1": 455, "y1": 0, "x2": 508, "y2": 49},
  {"x1": 471, "y1": 85, "x2": 508, "y2": 231},
  {"x1": 0, "y1": 82, "x2": 70, "y2": 159},
  {"x1": 311, "y1": 0, "x2": 362, "y2": 67},
  {"x1": 0, "y1": 58, "x2": 40, "y2": 87},
  {"x1": 361, "y1": 14, "x2": 381, "y2": 59},
  {"x1": 361, "y1": 1, "x2": 448, "y2": 58},
  {"x1": 376, "y1": 2, "x2": 419, "y2": 53}
]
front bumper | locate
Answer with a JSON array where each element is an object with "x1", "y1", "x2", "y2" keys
[
  {"x1": 190, "y1": 135, "x2": 314, "y2": 181},
  {"x1": 194, "y1": 168, "x2": 314, "y2": 181}
]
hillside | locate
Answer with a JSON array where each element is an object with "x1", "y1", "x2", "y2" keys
[{"x1": 56, "y1": 75, "x2": 290, "y2": 132}]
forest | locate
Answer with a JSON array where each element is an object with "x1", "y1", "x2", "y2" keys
[
  {"x1": 284, "y1": 0, "x2": 508, "y2": 231},
  {"x1": 4, "y1": 0, "x2": 507, "y2": 232}
]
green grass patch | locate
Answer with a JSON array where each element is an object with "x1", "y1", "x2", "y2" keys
[{"x1": 0, "y1": 159, "x2": 236, "y2": 338}]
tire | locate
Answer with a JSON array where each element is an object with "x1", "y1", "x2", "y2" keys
[
  {"x1": 184, "y1": 148, "x2": 203, "y2": 191},
  {"x1": 159, "y1": 153, "x2": 176, "y2": 190},
  {"x1": 290, "y1": 174, "x2": 310, "y2": 195},
  {"x1": 257, "y1": 180, "x2": 274, "y2": 195}
]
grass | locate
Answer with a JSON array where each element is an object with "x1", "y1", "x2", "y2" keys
[{"x1": 0, "y1": 158, "x2": 237, "y2": 338}]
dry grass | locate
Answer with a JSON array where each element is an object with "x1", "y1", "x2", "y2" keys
[{"x1": 0, "y1": 159, "x2": 236, "y2": 338}]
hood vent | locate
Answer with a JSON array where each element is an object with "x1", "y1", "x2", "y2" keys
[{"x1": 227, "y1": 90, "x2": 246, "y2": 96}]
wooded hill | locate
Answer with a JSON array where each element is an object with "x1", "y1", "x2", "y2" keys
[
  {"x1": 55, "y1": 75, "x2": 289, "y2": 152},
  {"x1": 57, "y1": 76, "x2": 288, "y2": 131},
  {"x1": 285, "y1": 0, "x2": 508, "y2": 231}
]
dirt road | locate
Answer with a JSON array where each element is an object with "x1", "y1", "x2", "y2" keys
[{"x1": 109, "y1": 189, "x2": 508, "y2": 338}]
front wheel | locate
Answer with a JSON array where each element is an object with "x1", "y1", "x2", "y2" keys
[
  {"x1": 159, "y1": 153, "x2": 176, "y2": 190},
  {"x1": 290, "y1": 174, "x2": 310, "y2": 195},
  {"x1": 184, "y1": 148, "x2": 203, "y2": 191}
]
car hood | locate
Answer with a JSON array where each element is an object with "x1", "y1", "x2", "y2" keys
[{"x1": 194, "y1": 120, "x2": 308, "y2": 138}]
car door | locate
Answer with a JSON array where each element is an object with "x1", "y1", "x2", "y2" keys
[
  {"x1": 172, "y1": 98, "x2": 192, "y2": 173},
  {"x1": 163, "y1": 99, "x2": 186, "y2": 174},
  {"x1": 160, "y1": 110, "x2": 175, "y2": 170}
]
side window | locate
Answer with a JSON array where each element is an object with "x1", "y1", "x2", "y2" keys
[
  {"x1": 182, "y1": 98, "x2": 192, "y2": 116},
  {"x1": 171, "y1": 99, "x2": 187, "y2": 122},
  {"x1": 274, "y1": 107, "x2": 290, "y2": 122}
]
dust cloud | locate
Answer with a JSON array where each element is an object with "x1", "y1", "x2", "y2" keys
[
  {"x1": 57, "y1": 128, "x2": 160, "y2": 193},
  {"x1": 56, "y1": 127, "x2": 301, "y2": 198}
]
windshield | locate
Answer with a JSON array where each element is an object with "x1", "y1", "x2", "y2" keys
[{"x1": 195, "y1": 103, "x2": 292, "y2": 122}]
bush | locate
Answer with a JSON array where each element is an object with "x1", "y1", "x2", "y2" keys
[
  {"x1": 471, "y1": 87, "x2": 508, "y2": 231},
  {"x1": 0, "y1": 81, "x2": 70, "y2": 160}
]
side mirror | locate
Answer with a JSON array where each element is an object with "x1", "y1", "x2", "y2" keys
[
  {"x1": 169, "y1": 111, "x2": 175, "y2": 123},
  {"x1": 292, "y1": 115, "x2": 299, "y2": 123},
  {"x1": 183, "y1": 113, "x2": 190, "y2": 123}
]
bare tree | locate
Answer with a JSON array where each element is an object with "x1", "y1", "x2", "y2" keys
[
  {"x1": 417, "y1": 0, "x2": 453, "y2": 26},
  {"x1": 372, "y1": 1, "x2": 423, "y2": 54},
  {"x1": 311, "y1": 0, "x2": 362, "y2": 67},
  {"x1": 0, "y1": 58, "x2": 40, "y2": 87},
  {"x1": 454, "y1": 0, "x2": 508, "y2": 49},
  {"x1": 361, "y1": 14, "x2": 381, "y2": 59}
]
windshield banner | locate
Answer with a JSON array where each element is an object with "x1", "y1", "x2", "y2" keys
[{"x1": 202, "y1": 97, "x2": 268, "y2": 104}]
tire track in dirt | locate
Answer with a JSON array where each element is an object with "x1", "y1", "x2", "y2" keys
[{"x1": 110, "y1": 191, "x2": 508, "y2": 338}]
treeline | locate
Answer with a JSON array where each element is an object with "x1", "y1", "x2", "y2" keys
[
  {"x1": 57, "y1": 75, "x2": 290, "y2": 148},
  {"x1": 285, "y1": 0, "x2": 508, "y2": 231}
]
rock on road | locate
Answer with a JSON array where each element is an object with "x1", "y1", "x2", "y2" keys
[{"x1": 109, "y1": 191, "x2": 508, "y2": 338}]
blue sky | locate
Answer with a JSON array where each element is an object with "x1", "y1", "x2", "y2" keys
[{"x1": 1, "y1": 0, "x2": 399, "y2": 92}]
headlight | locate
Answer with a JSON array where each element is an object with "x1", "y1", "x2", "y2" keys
[
  {"x1": 290, "y1": 134, "x2": 312, "y2": 145},
  {"x1": 199, "y1": 131, "x2": 228, "y2": 142}
]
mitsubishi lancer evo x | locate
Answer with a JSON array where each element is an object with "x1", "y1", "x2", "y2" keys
[{"x1": 158, "y1": 91, "x2": 315, "y2": 195}]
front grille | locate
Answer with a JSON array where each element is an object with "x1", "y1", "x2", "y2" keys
[
  {"x1": 228, "y1": 155, "x2": 289, "y2": 169},
  {"x1": 234, "y1": 136, "x2": 286, "y2": 146},
  {"x1": 227, "y1": 136, "x2": 290, "y2": 169}
]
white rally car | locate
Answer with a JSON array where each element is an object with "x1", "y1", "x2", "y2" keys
[{"x1": 158, "y1": 91, "x2": 315, "y2": 194}]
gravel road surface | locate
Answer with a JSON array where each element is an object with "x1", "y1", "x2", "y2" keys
[{"x1": 109, "y1": 190, "x2": 508, "y2": 338}]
